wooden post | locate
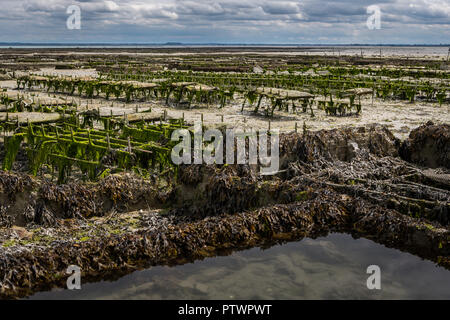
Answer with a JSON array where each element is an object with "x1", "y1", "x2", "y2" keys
[{"x1": 124, "y1": 112, "x2": 128, "y2": 126}]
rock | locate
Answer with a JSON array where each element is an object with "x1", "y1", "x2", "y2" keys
[
  {"x1": 399, "y1": 121, "x2": 450, "y2": 169},
  {"x1": 253, "y1": 66, "x2": 264, "y2": 74},
  {"x1": 317, "y1": 70, "x2": 330, "y2": 76},
  {"x1": 11, "y1": 226, "x2": 32, "y2": 240},
  {"x1": 281, "y1": 124, "x2": 400, "y2": 163}
]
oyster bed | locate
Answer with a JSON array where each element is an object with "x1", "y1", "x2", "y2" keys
[{"x1": 0, "y1": 122, "x2": 449, "y2": 299}]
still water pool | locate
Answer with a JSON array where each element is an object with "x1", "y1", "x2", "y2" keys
[{"x1": 29, "y1": 233, "x2": 450, "y2": 299}]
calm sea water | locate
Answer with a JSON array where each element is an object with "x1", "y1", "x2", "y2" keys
[{"x1": 28, "y1": 233, "x2": 450, "y2": 300}]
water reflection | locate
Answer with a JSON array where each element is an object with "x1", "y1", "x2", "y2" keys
[{"x1": 29, "y1": 233, "x2": 450, "y2": 300}]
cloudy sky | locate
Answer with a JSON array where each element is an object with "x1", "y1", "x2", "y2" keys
[{"x1": 0, "y1": 0, "x2": 448, "y2": 44}]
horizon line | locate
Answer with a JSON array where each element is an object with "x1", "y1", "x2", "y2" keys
[{"x1": 0, "y1": 42, "x2": 449, "y2": 47}]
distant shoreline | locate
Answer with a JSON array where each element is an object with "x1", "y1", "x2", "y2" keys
[{"x1": 0, "y1": 43, "x2": 449, "y2": 49}]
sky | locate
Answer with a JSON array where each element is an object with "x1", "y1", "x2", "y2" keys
[{"x1": 0, "y1": 0, "x2": 449, "y2": 44}]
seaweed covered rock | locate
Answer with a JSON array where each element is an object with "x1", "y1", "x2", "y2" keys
[
  {"x1": 280, "y1": 124, "x2": 399, "y2": 165},
  {"x1": 174, "y1": 165, "x2": 279, "y2": 218},
  {"x1": 400, "y1": 121, "x2": 450, "y2": 169},
  {"x1": 0, "y1": 123, "x2": 450, "y2": 298},
  {"x1": 0, "y1": 172, "x2": 170, "y2": 227}
]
